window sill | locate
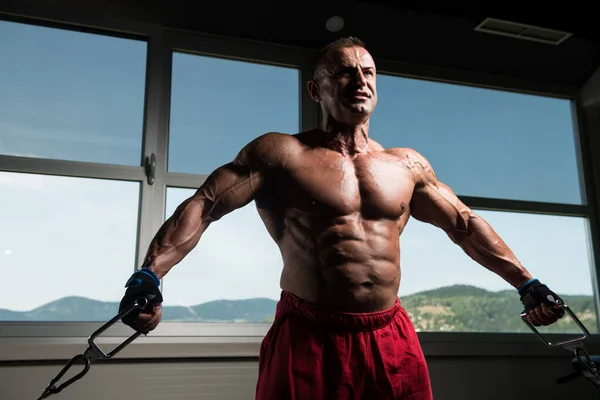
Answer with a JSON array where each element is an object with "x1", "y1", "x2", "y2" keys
[{"x1": 2, "y1": 321, "x2": 600, "y2": 362}]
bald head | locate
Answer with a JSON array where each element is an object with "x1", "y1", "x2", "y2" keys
[
  {"x1": 313, "y1": 36, "x2": 367, "y2": 80},
  {"x1": 307, "y1": 37, "x2": 378, "y2": 127}
]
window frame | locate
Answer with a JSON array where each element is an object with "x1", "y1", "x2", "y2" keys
[{"x1": 2, "y1": 7, "x2": 600, "y2": 362}]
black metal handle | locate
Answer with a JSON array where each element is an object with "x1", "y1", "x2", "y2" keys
[
  {"x1": 520, "y1": 301, "x2": 589, "y2": 348},
  {"x1": 37, "y1": 354, "x2": 91, "y2": 399},
  {"x1": 86, "y1": 296, "x2": 150, "y2": 361},
  {"x1": 37, "y1": 297, "x2": 151, "y2": 399},
  {"x1": 145, "y1": 153, "x2": 156, "y2": 185}
]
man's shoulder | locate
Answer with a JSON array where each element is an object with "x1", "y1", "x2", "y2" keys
[
  {"x1": 384, "y1": 147, "x2": 435, "y2": 180},
  {"x1": 250, "y1": 131, "x2": 303, "y2": 154},
  {"x1": 252, "y1": 131, "x2": 302, "y2": 145},
  {"x1": 383, "y1": 147, "x2": 425, "y2": 161},
  {"x1": 368, "y1": 140, "x2": 421, "y2": 158},
  {"x1": 235, "y1": 131, "x2": 302, "y2": 167}
]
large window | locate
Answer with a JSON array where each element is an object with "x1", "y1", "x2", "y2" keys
[
  {"x1": 168, "y1": 52, "x2": 300, "y2": 175},
  {"x1": 0, "y1": 172, "x2": 140, "y2": 321},
  {"x1": 0, "y1": 20, "x2": 147, "y2": 323},
  {"x1": 400, "y1": 210, "x2": 595, "y2": 333},
  {"x1": 0, "y1": 20, "x2": 147, "y2": 165},
  {"x1": 1, "y1": 13, "x2": 597, "y2": 353},
  {"x1": 371, "y1": 75, "x2": 582, "y2": 204}
]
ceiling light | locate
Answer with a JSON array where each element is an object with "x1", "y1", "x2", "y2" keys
[
  {"x1": 326, "y1": 16, "x2": 344, "y2": 33},
  {"x1": 474, "y1": 18, "x2": 573, "y2": 45}
]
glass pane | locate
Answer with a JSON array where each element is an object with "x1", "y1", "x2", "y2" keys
[
  {"x1": 399, "y1": 211, "x2": 597, "y2": 333},
  {"x1": 371, "y1": 75, "x2": 582, "y2": 204},
  {"x1": 168, "y1": 53, "x2": 300, "y2": 175},
  {"x1": 0, "y1": 172, "x2": 140, "y2": 321},
  {"x1": 161, "y1": 187, "x2": 281, "y2": 322},
  {"x1": 0, "y1": 21, "x2": 147, "y2": 165}
]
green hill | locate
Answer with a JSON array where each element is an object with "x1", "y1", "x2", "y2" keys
[
  {"x1": 13, "y1": 296, "x2": 120, "y2": 321},
  {"x1": 401, "y1": 285, "x2": 596, "y2": 333},
  {"x1": 1, "y1": 285, "x2": 596, "y2": 333},
  {"x1": 0, "y1": 296, "x2": 278, "y2": 323}
]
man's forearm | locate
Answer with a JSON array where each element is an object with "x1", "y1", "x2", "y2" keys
[
  {"x1": 141, "y1": 197, "x2": 208, "y2": 279},
  {"x1": 449, "y1": 212, "x2": 533, "y2": 289}
]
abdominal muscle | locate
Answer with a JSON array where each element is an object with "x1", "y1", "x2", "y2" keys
[{"x1": 279, "y1": 211, "x2": 403, "y2": 313}]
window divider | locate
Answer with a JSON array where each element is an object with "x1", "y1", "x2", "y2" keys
[
  {"x1": 135, "y1": 28, "x2": 173, "y2": 270},
  {"x1": 460, "y1": 196, "x2": 588, "y2": 217}
]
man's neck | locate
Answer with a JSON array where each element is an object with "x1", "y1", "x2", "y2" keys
[{"x1": 320, "y1": 118, "x2": 370, "y2": 156}]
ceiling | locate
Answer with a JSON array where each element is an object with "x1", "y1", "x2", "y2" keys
[
  {"x1": 363, "y1": 2, "x2": 600, "y2": 43},
  {"x1": 3, "y1": 0, "x2": 600, "y2": 89}
]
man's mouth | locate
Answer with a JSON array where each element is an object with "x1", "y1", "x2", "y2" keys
[{"x1": 346, "y1": 91, "x2": 370, "y2": 101}]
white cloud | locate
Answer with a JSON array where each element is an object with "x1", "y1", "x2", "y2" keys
[
  {"x1": 161, "y1": 188, "x2": 282, "y2": 306},
  {"x1": 400, "y1": 210, "x2": 594, "y2": 297},
  {"x1": 0, "y1": 170, "x2": 45, "y2": 190},
  {"x1": 2, "y1": 123, "x2": 139, "y2": 148},
  {"x1": 1, "y1": 171, "x2": 139, "y2": 311}
]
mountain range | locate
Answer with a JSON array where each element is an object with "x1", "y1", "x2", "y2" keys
[{"x1": 1, "y1": 285, "x2": 596, "y2": 333}]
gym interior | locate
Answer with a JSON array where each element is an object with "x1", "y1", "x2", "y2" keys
[{"x1": 2, "y1": 1, "x2": 600, "y2": 399}]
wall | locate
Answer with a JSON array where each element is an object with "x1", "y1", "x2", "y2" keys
[{"x1": 2, "y1": 355, "x2": 598, "y2": 399}]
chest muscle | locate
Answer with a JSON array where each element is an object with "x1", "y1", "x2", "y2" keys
[{"x1": 282, "y1": 152, "x2": 414, "y2": 219}]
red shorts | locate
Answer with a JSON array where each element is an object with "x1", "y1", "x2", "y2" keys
[{"x1": 255, "y1": 291, "x2": 433, "y2": 400}]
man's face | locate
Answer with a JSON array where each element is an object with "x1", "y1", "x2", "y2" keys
[{"x1": 309, "y1": 46, "x2": 377, "y2": 126}]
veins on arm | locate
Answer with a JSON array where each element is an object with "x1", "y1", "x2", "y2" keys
[
  {"x1": 143, "y1": 132, "x2": 286, "y2": 278},
  {"x1": 405, "y1": 150, "x2": 532, "y2": 289}
]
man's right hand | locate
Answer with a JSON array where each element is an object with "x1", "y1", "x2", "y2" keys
[
  {"x1": 519, "y1": 278, "x2": 564, "y2": 326},
  {"x1": 119, "y1": 268, "x2": 163, "y2": 334}
]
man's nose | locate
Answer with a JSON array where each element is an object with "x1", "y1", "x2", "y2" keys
[
  {"x1": 355, "y1": 70, "x2": 367, "y2": 85},
  {"x1": 349, "y1": 70, "x2": 367, "y2": 87}
]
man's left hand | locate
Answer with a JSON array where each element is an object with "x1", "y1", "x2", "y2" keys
[{"x1": 519, "y1": 279, "x2": 565, "y2": 326}]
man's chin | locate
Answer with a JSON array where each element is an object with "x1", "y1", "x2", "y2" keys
[
  {"x1": 339, "y1": 100, "x2": 364, "y2": 112},
  {"x1": 337, "y1": 110, "x2": 371, "y2": 125},
  {"x1": 348, "y1": 103, "x2": 373, "y2": 116}
]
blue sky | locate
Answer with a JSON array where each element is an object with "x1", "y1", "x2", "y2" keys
[{"x1": 0, "y1": 20, "x2": 596, "y2": 327}]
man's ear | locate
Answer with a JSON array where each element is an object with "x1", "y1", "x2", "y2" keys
[{"x1": 307, "y1": 79, "x2": 320, "y2": 103}]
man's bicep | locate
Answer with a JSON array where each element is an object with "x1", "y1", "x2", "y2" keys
[
  {"x1": 189, "y1": 132, "x2": 284, "y2": 222},
  {"x1": 144, "y1": 153, "x2": 265, "y2": 275},
  {"x1": 410, "y1": 179, "x2": 471, "y2": 235},
  {"x1": 193, "y1": 161, "x2": 263, "y2": 222}
]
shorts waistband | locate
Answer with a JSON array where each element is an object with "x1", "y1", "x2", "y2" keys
[{"x1": 277, "y1": 290, "x2": 400, "y2": 331}]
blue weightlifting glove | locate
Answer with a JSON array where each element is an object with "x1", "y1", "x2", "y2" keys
[
  {"x1": 119, "y1": 268, "x2": 163, "y2": 329},
  {"x1": 519, "y1": 278, "x2": 564, "y2": 325},
  {"x1": 518, "y1": 279, "x2": 562, "y2": 310}
]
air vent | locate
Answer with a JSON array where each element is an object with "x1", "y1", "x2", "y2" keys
[{"x1": 474, "y1": 18, "x2": 573, "y2": 45}]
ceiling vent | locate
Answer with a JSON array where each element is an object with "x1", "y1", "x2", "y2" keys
[{"x1": 474, "y1": 17, "x2": 573, "y2": 45}]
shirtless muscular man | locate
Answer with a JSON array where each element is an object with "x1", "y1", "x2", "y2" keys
[{"x1": 119, "y1": 37, "x2": 564, "y2": 399}]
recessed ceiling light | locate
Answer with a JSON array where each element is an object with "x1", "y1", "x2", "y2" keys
[
  {"x1": 474, "y1": 17, "x2": 573, "y2": 45},
  {"x1": 326, "y1": 16, "x2": 344, "y2": 33}
]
